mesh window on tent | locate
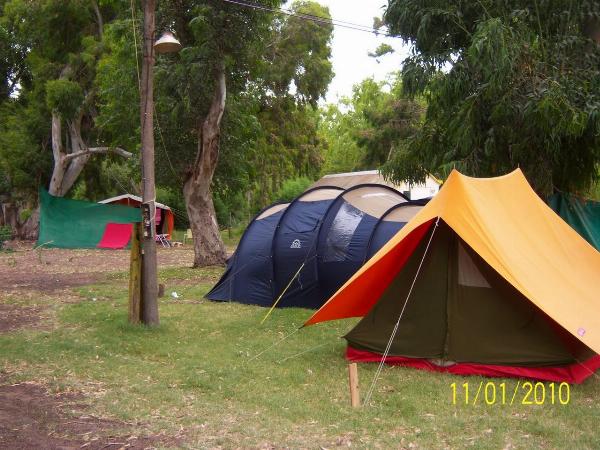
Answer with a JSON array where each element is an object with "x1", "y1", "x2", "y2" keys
[{"x1": 323, "y1": 202, "x2": 364, "y2": 262}]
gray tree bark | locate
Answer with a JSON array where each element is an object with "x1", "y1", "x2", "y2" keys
[
  {"x1": 183, "y1": 62, "x2": 227, "y2": 267},
  {"x1": 48, "y1": 111, "x2": 132, "y2": 197}
]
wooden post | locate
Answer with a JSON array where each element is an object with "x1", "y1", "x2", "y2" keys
[
  {"x1": 348, "y1": 363, "x2": 360, "y2": 407},
  {"x1": 128, "y1": 223, "x2": 142, "y2": 324}
]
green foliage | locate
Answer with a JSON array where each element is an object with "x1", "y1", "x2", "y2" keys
[
  {"x1": 355, "y1": 77, "x2": 424, "y2": 168},
  {"x1": 153, "y1": 0, "x2": 332, "y2": 219},
  {"x1": 368, "y1": 43, "x2": 395, "y2": 58},
  {"x1": 95, "y1": 17, "x2": 141, "y2": 152},
  {"x1": 1, "y1": 0, "x2": 333, "y2": 227},
  {"x1": 319, "y1": 76, "x2": 424, "y2": 175},
  {"x1": 0, "y1": 0, "x2": 129, "y2": 201},
  {"x1": 272, "y1": 176, "x2": 312, "y2": 202},
  {"x1": 45, "y1": 79, "x2": 84, "y2": 119},
  {"x1": 0, "y1": 100, "x2": 52, "y2": 200},
  {"x1": 156, "y1": 185, "x2": 188, "y2": 229},
  {"x1": 319, "y1": 102, "x2": 367, "y2": 174},
  {"x1": 18, "y1": 208, "x2": 31, "y2": 222},
  {"x1": 384, "y1": 0, "x2": 600, "y2": 194},
  {"x1": 264, "y1": 1, "x2": 334, "y2": 106},
  {"x1": 0, "y1": 1, "x2": 29, "y2": 102},
  {"x1": 0, "y1": 224, "x2": 12, "y2": 241}
]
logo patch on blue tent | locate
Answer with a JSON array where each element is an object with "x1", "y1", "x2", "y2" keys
[{"x1": 290, "y1": 239, "x2": 302, "y2": 249}]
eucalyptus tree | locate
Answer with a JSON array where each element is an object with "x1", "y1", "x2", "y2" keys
[
  {"x1": 251, "y1": 0, "x2": 334, "y2": 205},
  {"x1": 152, "y1": 0, "x2": 281, "y2": 266},
  {"x1": 1, "y1": 0, "x2": 132, "y2": 199},
  {"x1": 155, "y1": 0, "x2": 332, "y2": 266},
  {"x1": 383, "y1": 0, "x2": 600, "y2": 194}
]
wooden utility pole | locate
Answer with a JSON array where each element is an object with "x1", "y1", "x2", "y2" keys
[{"x1": 139, "y1": 0, "x2": 159, "y2": 326}]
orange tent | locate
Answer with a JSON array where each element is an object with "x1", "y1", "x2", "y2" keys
[{"x1": 305, "y1": 169, "x2": 600, "y2": 382}]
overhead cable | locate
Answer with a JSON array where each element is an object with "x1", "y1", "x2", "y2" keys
[{"x1": 221, "y1": 0, "x2": 395, "y2": 37}]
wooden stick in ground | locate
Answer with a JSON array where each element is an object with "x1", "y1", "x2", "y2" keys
[
  {"x1": 128, "y1": 223, "x2": 142, "y2": 324},
  {"x1": 348, "y1": 363, "x2": 360, "y2": 407}
]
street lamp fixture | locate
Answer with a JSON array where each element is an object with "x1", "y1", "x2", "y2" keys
[{"x1": 154, "y1": 31, "x2": 182, "y2": 54}]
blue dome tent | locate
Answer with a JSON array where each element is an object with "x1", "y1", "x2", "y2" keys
[{"x1": 206, "y1": 184, "x2": 428, "y2": 309}]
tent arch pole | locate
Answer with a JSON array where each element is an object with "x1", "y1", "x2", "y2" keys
[
  {"x1": 364, "y1": 200, "x2": 428, "y2": 264},
  {"x1": 268, "y1": 185, "x2": 344, "y2": 302},
  {"x1": 314, "y1": 183, "x2": 410, "y2": 270}
]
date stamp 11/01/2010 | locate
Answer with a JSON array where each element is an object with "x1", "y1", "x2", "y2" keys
[{"x1": 451, "y1": 381, "x2": 570, "y2": 406}]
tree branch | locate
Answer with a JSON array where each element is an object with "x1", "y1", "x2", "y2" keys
[
  {"x1": 91, "y1": 0, "x2": 103, "y2": 40},
  {"x1": 63, "y1": 146, "x2": 132, "y2": 162},
  {"x1": 51, "y1": 113, "x2": 63, "y2": 162}
]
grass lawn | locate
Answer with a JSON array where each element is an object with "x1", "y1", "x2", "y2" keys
[{"x1": 1, "y1": 264, "x2": 600, "y2": 448}]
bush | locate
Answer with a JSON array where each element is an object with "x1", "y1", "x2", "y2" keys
[
  {"x1": 155, "y1": 186, "x2": 188, "y2": 229},
  {"x1": 272, "y1": 177, "x2": 313, "y2": 202},
  {"x1": 0, "y1": 225, "x2": 13, "y2": 249},
  {"x1": 19, "y1": 208, "x2": 32, "y2": 223}
]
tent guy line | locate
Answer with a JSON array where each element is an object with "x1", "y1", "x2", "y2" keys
[
  {"x1": 363, "y1": 217, "x2": 441, "y2": 406},
  {"x1": 245, "y1": 327, "x2": 301, "y2": 363}
]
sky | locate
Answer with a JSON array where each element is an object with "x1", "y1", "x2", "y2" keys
[{"x1": 306, "y1": 0, "x2": 412, "y2": 103}]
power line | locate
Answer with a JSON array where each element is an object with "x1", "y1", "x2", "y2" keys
[
  {"x1": 221, "y1": 0, "x2": 395, "y2": 37},
  {"x1": 277, "y1": 3, "x2": 384, "y2": 32}
]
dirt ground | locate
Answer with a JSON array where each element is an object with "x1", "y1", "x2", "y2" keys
[
  {"x1": 0, "y1": 379, "x2": 182, "y2": 449},
  {"x1": 0, "y1": 304, "x2": 43, "y2": 333},
  {"x1": 0, "y1": 241, "x2": 198, "y2": 449},
  {"x1": 0, "y1": 241, "x2": 195, "y2": 291}
]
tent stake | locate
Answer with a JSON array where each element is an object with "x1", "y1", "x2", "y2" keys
[{"x1": 348, "y1": 363, "x2": 360, "y2": 408}]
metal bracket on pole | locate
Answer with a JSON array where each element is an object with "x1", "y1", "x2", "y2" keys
[{"x1": 141, "y1": 202, "x2": 152, "y2": 239}]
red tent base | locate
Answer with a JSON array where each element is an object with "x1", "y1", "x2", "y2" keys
[{"x1": 346, "y1": 346, "x2": 600, "y2": 384}]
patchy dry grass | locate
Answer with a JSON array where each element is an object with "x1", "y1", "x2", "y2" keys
[{"x1": 1, "y1": 258, "x2": 600, "y2": 448}]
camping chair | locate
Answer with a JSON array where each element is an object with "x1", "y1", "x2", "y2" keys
[
  {"x1": 155, "y1": 233, "x2": 171, "y2": 248},
  {"x1": 183, "y1": 228, "x2": 193, "y2": 245}
]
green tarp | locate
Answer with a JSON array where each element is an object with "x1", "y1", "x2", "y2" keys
[
  {"x1": 38, "y1": 189, "x2": 141, "y2": 249},
  {"x1": 548, "y1": 193, "x2": 600, "y2": 251}
]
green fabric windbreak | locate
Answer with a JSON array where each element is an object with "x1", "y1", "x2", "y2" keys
[
  {"x1": 548, "y1": 193, "x2": 600, "y2": 251},
  {"x1": 345, "y1": 221, "x2": 593, "y2": 366},
  {"x1": 38, "y1": 189, "x2": 141, "y2": 249}
]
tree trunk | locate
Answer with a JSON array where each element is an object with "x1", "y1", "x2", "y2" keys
[
  {"x1": 2, "y1": 203, "x2": 18, "y2": 230},
  {"x1": 183, "y1": 177, "x2": 226, "y2": 266},
  {"x1": 183, "y1": 62, "x2": 227, "y2": 267},
  {"x1": 18, "y1": 207, "x2": 39, "y2": 240},
  {"x1": 48, "y1": 111, "x2": 131, "y2": 197}
]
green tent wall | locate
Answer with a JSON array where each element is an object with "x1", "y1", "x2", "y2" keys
[
  {"x1": 548, "y1": 193, "x2": 600, "y2": 251},
  {"x1": 37, "y1": 189, "x2": 141, "y2": 249}
]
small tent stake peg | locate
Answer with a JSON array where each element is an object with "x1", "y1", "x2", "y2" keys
[{"x1": 348, "y1": 363, "x2": 360, "y2": 407}]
